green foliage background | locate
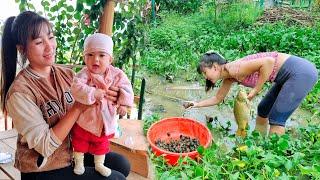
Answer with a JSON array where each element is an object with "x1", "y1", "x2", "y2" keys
[{"x1": 15, "y1": 0, "x2": 146, "y2": 71}]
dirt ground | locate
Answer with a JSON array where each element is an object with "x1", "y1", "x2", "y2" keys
[{"x1": 256, "y1": 7, "x2": 319, "y2": 26}]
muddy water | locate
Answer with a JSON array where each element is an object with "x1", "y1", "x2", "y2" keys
[{"x1": 142, "y1": 75, "x2": 320, "y2": 137}]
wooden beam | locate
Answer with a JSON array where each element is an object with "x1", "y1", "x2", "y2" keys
[
  {"x1": 109, "y1": 119, "x2": 151, "y2": 178},
  {"x1": 0, "y1": 136, "x2": 20, "y2": 180},
  {"x1": 0, "y1": 169, "x2": 10, "y2": 180},
  {"x1": 99, "y1": 0, "x2": 115, "y2": 36},
  {"x1": 0, "y1": 129, "x2": 17, "y2": 140}
]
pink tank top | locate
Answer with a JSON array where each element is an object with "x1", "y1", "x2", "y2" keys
[{"x1": 237, "y1": 52, "x2": 279, "y2": 88}]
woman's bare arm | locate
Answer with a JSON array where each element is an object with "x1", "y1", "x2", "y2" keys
[
  {"x1": 7, "y1": 94, "x2": 86, "y2": 157},
  {"x1": 52, "y1": 102, "x2": 85, "y2": 141},
  {"x1": 106, "y1": 86, "x2": 120, "y2": 103},
  {"x1": 239, "y1": 57, "x2": 274, "y2": 99},
  {"x1": 194, "y1": 78, "x2": 234, "y2": 107}
]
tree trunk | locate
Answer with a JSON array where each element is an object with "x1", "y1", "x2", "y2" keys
[{"x1": 99, "y1": 0, "x2": 115, "y2": 36}]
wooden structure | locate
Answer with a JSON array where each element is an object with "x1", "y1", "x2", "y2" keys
[
  {"x1": 110, "y1": 119, "x2": 152, "y2": 178},
  {"x1": 0, "y1": 129, "x2": 19, "y2": 180},
  {"x1": 99, "y1": 0, "x2": 115, "y2": 36}
]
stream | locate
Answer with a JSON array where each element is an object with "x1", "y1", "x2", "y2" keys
[{"x1": 139, "y1": 74, "x2": 319, "y2": 137}]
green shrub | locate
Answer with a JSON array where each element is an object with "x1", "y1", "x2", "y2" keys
[{"x1": 155, "y1": 0, "x2": 203, "y2": 14}]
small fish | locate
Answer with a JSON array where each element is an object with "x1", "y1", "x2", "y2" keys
[{"x1": 234, "y1": 89, "x2": 251, "y2": 137}]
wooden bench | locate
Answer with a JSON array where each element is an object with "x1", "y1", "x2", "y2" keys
[
  {"x1": 0, "y1": 129, "x2": 19, "y2": 180},
  {"x1": 0, "y1": 120, "x2": 153, "y2": 180}
]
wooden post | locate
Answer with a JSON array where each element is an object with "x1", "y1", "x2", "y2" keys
[
  {"x1": 99, "y1": 0, "x2": 115, "y2": 36},
  {"x1": 138, "y1": 78, "x2": 145, "y2": 120}
]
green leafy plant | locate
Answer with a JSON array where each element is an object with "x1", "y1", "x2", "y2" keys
[
  {"x1": 143, "y1": 113, "x2": 161, "y2": 135},
  {"x1": 15, "y1": 0, "x2": 147, "y2": 74},
  {"x1": 151, "y1": 125, "x2": 320, "y2": 179},
  {"x1": 155, "y1": 0, "x2": 203, "y2": 14},
  {"x1": 214, "y1": 1, "x2": 263, "y2": 29}
]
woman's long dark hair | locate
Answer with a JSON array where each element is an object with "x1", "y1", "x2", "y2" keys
[
  {"x1": 197, "y1": 51, "x2": 227, "y2": 92},
  {"x1": 1, "y1": 11, "x2": 52, "y2": 112}
]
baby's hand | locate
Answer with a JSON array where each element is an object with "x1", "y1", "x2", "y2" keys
[
  {"x1": 94, "y1": 89, "x2": 106, "y2": 100},
  {"x1": 117, "y1": 106, "x2": 127, "y2": 116}
]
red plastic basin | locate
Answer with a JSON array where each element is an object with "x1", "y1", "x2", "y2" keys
[{"x1": 147, "y1": 117, "x2": 212, "y2": 165}]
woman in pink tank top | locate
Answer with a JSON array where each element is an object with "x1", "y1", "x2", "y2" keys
[{"x1": 186, "y1": 51, "x2": 318, "y2": 136}]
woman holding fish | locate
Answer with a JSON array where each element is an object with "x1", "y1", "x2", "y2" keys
[{"x1": 187, "y1": 51, "x2": 318, "y2": 135}]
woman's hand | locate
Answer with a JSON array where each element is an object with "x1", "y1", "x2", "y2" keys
[
  {"x1": 72, "y1": 101, "x2": 90, "y2": 112},
  {"x1": 52, "y1": 101, "x2": 90, "y2": 142},
  {"x1": 183, "y1": 101, "x2": 197, "y2": 109},
  {"x1": 117, "y1": 105, "x2": 127, "y2": 116},
  {"x1": 94, "y1": 89, "x2": 106, "y2": 100},
  {"x1": 106, "y1": 86, "x2": 120, "y2": 104},
  {"x1": 247, "y1": 89, "x2": 258, "y2": 101}
]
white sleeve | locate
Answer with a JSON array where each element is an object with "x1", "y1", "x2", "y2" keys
[{"x1": 6, "y1": 92, "x2": 62, "y2": 157}]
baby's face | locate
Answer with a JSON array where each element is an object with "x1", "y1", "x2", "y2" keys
[{"x1": 84, "y1": 51, "x2": 112, "y2": 74}]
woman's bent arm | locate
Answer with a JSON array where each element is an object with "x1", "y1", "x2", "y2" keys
[
  {"x1": 195, "y1": 79, "x2": 234, "y2": 107},
  {"x1": 6, "y1": 93, "x2": 83, "y2": 157}
]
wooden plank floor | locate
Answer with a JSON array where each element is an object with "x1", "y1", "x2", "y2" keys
[
  {"x1": 0, "y1": 129, "x2": 19, "y2": 180},
  {"x1": 0, "y1": 129, "x2": 152, "y2": 180}
]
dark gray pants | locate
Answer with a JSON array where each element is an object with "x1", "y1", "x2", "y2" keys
[
  {"x1": 258, "y1": 55, "x2": 318, "y2": 126},
  {"x1": 21, "y1": 152, "x2": 130, "y2": 180}
]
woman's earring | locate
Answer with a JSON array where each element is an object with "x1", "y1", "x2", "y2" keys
[{"x1": 213, "y1": 64, "x2": 218, "y2": 71}]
